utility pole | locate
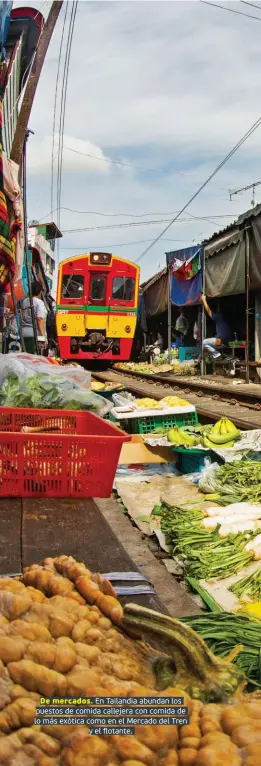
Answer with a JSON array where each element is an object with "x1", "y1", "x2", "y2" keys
[
  {"x1": 229, "y1": 180, "x2": 261, "y2": 209},
  {"x1": 10, "y1": 1, "x2": 63, "y2": 166}
]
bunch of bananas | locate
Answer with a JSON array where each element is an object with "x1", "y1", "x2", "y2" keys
[
  {"x1": 201, "y1": 418, "x2": 241, "y2": 449},
  {"x1": 167, "y1": 426, "x2": 201, "y2": 447},
  {"x1": 160, "y1": 395, "x2": 190, "y2": 407},
  {"x1": 91, "y1": 381, "x2": 105, "y2": 391},
  {"x1": 136, "y1": 397, "x2": 159, "y2": 408}
]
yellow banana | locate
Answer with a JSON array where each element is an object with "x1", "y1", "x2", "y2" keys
[
  {"x1": 220, "y1": 419, "x2": 228, "y2": 436},
  {"x1": 224, "y1": 418, "x2": 238, "y2": 436},
  {"x1": 212, "y1": 420, "x2": 222, "y2": 435},
  {"x1": 221, "y1": 440, "x2": 235, "y2": 448}
]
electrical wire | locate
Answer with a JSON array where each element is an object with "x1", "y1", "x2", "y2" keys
[
  {"x1": 201, "y1": 0, "x2": 261, "y2": 21},
  {"x1": 56, "y1": 1, "x2": 78, "y2": 260},
  {"x1": 241, "y1": 1, "x2": 261, "y2": 10},
  {"x1": 57, "y1": 238, "x2": 204, "y2": 250},
  {"x1": 61, "y1": 213, "x2": 238, "y2": 234},
  {"x1": 135, "y1": 111, "x2": 261, "y2": 264},
  {"x1": 63, "y1": 144, "x2": 184, "y2": 176},
  {"x1": 38, "y1": 206, "x2": 237, "y2": 221},
  {"x1": 51, "y1": 2, "x2": 68, "y2": 215}
]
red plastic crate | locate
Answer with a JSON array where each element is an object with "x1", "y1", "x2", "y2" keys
[{"x1": 0, "y1": 408, "x2": 130, "y2": 498}]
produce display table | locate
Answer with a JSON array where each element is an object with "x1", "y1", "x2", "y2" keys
[{"x1": 0, "y1": 496, "x2": 168, "y2": 614}]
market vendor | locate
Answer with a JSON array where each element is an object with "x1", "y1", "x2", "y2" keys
[
  {"x1": 201, "y1": 294, "x2": 232, "y2": 360},
  {"x1": 20, "y1": 280, "x2": 47, "y2": 353}
]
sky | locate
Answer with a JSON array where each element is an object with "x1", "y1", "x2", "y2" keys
[{"x1": 14, "y1": 0, "x2": 261, "y2": 285}]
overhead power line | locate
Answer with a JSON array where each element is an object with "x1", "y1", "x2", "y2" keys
[
  {"x1": 241, "y1": 1, "x2": 261, "y2": 10},
  {"x1": 201, "y1": 0, "x2": 261, "y2": 21},
  {"x1": 58, "y1": 238, "x2": 194, "y2": 250},
  {"x1": 61, "y1": 213, "x2": 236, "y2": 234},
  {"x1": 38, "y1": 206, "x2": 236, "y2": 221},
  {"x1": 51, "y1": 2, "x2": 69, "y2": 215},
  {"x1": 135, "y1": 111, "x2": 261, "y2": 264},
  {"x1": 56, "y1": 3, "x2": 78, "y2": 232}
]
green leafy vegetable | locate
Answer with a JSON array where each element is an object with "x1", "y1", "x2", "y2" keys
[
  {"x1": 180, "y1": 612, "x2": 261, "y2": 689},
  {"x1": 230, "y1": 567, "x2": 261, "y2": 601},
  {"x1": 159, "y1": 501, "x2": 253, "y2": 580}
]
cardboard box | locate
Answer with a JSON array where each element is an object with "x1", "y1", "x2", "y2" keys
[{"x1": 118, "y1": 434, "x2": 176, "y2": 465}]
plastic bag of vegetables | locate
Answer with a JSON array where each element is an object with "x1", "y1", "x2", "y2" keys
[
  {"x1": 0, "y1": 352, "x2": 91, "y2": 389},
  {"x1": 0, "y1": 372, "x2": 113, "y2": 416}
]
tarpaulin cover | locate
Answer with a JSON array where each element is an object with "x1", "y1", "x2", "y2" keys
[
  {"x1": 166, "y1": 245, "x2": 201, "y2": 268},
  {"x1": 204, "y1": 211, "x2": 261, "y2": 297},
  {"x1": 250, "y1": 215, "x2": 261, "y2": 290},
  {"x1": 138, "y1": 291, "x2": 148, "y2": 332},
  {"x1": 0, "y1": 2, "x2": 12, "y2": 56},
  {"x1": 143, "y1": 270, "x2": 168, "y2": 317},
  {"x1": 205, "y1": 235, "x2": 245, "y2": 297},
  {"x1": 166, "y1": 245, "x2": 202, "y2": 306},
  {"x1": 171, "y1": 270, "x2": 202, "y2": 305}
]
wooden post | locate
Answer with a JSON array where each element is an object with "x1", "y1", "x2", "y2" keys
[
  {"x1": 245, "y1": 226, "x2": 250, "y2": 384},
  {"x1": 167, "y1": 264, "x2": 172, "y2": 363},
  {"x1": 200, "y1": 246, "x2": 206, "y2": 377},
  {"x1": 10, "y1": 1, "x2": 63, "y2": 165}
]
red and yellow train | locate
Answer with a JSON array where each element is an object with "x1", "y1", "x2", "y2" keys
[{"x1": 56, "y1": 252, "x2": 140, "y2": 361}]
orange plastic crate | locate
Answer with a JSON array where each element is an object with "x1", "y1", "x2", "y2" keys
[{"x1": 0, "y1": 408, "x2": 130, "y2": 498}]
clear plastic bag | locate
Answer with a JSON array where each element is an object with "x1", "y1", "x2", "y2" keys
[
  {"x1": 61, "y1": 389, "x2": 113, "y2": 417},
  {"x1": 112, "y1": 392, "x2": 135, "y2": 407},
  {"x1": 198, "y1": 462, "x2": 220, "y2": 493},
  {"x1": 0, "y1": 353, "x2": 113, "y2": 415},
  {"x1": 0, "y1": 353, "x2": 91, "y2": 389}
]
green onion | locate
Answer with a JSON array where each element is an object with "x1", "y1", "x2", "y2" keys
[
  {"x1": 160, "y1": 501, "x2": 253, "y2": 580},
  {"x1": 230, "y1": 567, "x2": 261, "y2": 600},
  {"x1": 180, "y1": 612, "x2": 261, "y2": 689}
]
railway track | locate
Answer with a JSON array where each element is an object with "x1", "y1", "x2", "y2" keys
[{"x1": 93, "y1": 368, "x2": 261, "y2": 430}]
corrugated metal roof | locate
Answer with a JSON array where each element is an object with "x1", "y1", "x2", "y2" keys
[
  {"x1": 205, "y1": 229, "x2": 244, "y2": 258},
  {"x1": 205, "y1": 203, "x2": 261, "y2": 246}
]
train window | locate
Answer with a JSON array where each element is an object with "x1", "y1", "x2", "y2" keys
[
  {"x1": 90, "y1": 276, "x2": 106, "y2": 300},
  {"x1": 62, "y1": 274, "x2": 84, "y2": 299},
  {"x1": 112, "y1": 277, "x2": 135, "y2": 301}
]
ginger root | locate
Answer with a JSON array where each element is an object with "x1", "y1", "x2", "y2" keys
[
  {"x1": 0, "y1": 697, "x2": 36, "y2": 733},
  {"x1": 0, "y1": 591, "x2": 32, "y2": 621},
  {"x1": 8, "y1": 660, "x2": 66, "y2": 697}
]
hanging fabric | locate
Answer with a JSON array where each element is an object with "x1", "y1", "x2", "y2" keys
[
  {"x1": 175, "y1": 312, "x2": 189, "y2": 336},
  {"x1": 166, "y1": 245, "x2": 203, "y2": 306},
  {"x1": 3, "y1": 152, "x2": 26, "y2": 309},
  {"x1": 0, "y1": 63, "x2": 14, "y2": 293}
]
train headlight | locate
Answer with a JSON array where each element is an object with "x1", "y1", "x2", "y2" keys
[
  {"x1": 125, "y1": 325, "x2": 131, "y2": 333},
  {"x1": 61, "y1": 323, "x2": 67, "y2": 331}
]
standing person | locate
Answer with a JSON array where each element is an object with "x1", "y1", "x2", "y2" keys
[
  {"x1": 20, "y1": 280, "x2": 47, "y2": 353},
  {"x1": 154, "y1": 331, "x2": 164, "y2": 351},
  {"x1": 201, "y1": 294, "x2": 232, "y2": 360},
  {"x1": 46, "y1": 295, "x2": 58, "y2": 356}
]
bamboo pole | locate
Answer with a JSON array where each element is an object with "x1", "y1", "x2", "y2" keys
[{"x1": 10, "y1": 1, "x2": 63, "y2": 165}]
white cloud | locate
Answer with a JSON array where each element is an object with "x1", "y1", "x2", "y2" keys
[
  {"x1": 26, "y1": 134, "x2": 112, "y2": 174},
  {"x1": 14, "y1": 0, "x2": 261, "y2": 282}
]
